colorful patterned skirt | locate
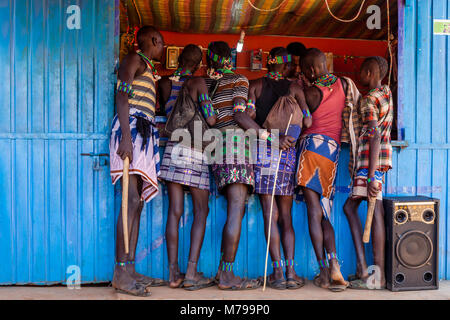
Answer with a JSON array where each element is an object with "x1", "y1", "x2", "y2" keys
[
  {"x1": 211, "y1": 131, "x2": 255, "y2": 194},
  {"x1": 350, "y1": 168, "x2": 384, "y2": 200},
  {"x1": 254, "y1": 142, "x2": 296, "y2": 196},
  {"x1": 159, "y1": 140, "x2": 210, "y2": 190},
  {"x1": 295, "y1": 134, "x2": 340, "y2": 219},
  {"x1": 110, "y1": 108, "x2": 160, "y2": 203}
]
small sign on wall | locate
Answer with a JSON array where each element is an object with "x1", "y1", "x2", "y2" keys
[{"x1": 433, "y1": 19, "x2": 450, "y2": 35}]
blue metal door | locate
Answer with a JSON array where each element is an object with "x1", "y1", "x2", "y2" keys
[{"x1": 0, "y1": 0, "x2": 118, "y2": 285}]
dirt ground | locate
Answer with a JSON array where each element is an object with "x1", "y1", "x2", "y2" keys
[{"x1": 1, "y1": 280, "x2": 449, "y2": 300}]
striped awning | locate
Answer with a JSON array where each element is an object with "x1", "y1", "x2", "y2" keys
[{"x1": 121, "y1": 0, "x2": 397, "y2": 40}]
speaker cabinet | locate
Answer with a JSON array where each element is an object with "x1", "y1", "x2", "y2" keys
[{"x1": 384, "y1": 196, "x2": 439, "y2": 291}]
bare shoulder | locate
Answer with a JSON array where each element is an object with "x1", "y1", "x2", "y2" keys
[
  {"x1": 289, "y1": 80, "x2": 303, "y2": 93},
  {"x1": 249, "y1": 77, "x2": 263, "y2": 88}
]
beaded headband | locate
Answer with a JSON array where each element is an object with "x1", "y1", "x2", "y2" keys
[
  {"x1": 207, "y1": 49, "x2": 231, "y2": 65},
  {"x1": 267, "y1": 54, "x2": 292, "y2": 65}
]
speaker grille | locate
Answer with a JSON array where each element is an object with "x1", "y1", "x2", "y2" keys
[{"x1": 395, "y1": 230, "x2": 433, "y2": 269}]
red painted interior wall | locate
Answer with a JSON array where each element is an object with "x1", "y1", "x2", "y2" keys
[{"x1": 156, "y1": 31, "x2": 389, "y2": 85}]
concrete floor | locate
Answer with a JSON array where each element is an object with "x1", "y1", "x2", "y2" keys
[{"x1": 1, "y1": 281, "x2": 449, "y2": 300}]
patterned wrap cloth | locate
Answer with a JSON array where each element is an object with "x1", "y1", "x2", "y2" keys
[
  {"x1": 211, "y1": 131, "x2": 255, "y2": 194},
  {"x1": 159, "y1": 77, "x2": 211, "y2": 190},
  {"x1": 350, "y1": 168, "x2": 384, "y2": 201},
  {"x1": 159, "y1": 140, "x2": 210, "y2": 190},
  {"x1": 295, "y1": 134, "x2": 340, "y2": 219},
  {"x1": 254, "y1": 140, "x2": 297, "y2": 196},
  {"x1": 109, "y1": 108, "x2": 160, "y2": 203}
]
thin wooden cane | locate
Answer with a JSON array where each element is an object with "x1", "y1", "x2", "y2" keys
[
  {"x1": 363, "y1": 196, "x2": 377, "y2": 243},
  {"x1": 122, "y1": 157, "x2": 130, "y2": 254},
  {"x1": 263, "y1": 114, "x2": 293, "y2": 291}
]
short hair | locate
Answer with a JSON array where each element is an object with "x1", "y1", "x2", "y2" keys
[
  {"x1": 269, "y1": 46, "x2": 289, "y2": 58},
  {"x1": 301, "y1": 48, "x2": 326, "y2": 69},
  {"x1": 136, "y1": 25, "x2": 161, "y2": 49},
  {"x1": 287, "y1": 42, "x2": 307, "y2": 57},
  {"x1": 179, "y1": 44, "x2": 203, "y2": 68},
  {"x1": 362, "y1": 56, "x2": 389, "y2": 79}
]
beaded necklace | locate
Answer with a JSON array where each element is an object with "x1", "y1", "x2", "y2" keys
[
  {"x1": 207, "y1": 68, "x2": 234, "y2": 80},
  {"x1": 169, "y1": 67, "x2": 193, "y2": 81},
  {"x1": 265, "y1": 71, "x2": 284, "y2": 81},
  {"x1": 313, "y1": 73, "x2": 338, "y2": 88},
  {"x1": 136, "y1": 50, "x2": 161, "y2": 80}
]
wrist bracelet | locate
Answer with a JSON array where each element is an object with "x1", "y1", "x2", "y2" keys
[
  {"x1": 233, "y1": 102, "x2": 246, "y2": 113},
  {"x1": 303, "y1": 108, "x2": 311, "y2": 118},
  {"x1": 246, "y1": 99, "x2": 256, "y2": 112}
]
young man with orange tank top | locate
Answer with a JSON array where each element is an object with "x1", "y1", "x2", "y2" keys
[{"x1": 295, "y1": 48, "x2": 349, "y2": 292}]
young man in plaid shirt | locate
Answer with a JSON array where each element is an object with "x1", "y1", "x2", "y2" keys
[{"x1": 343, "y1": 56, "x2": 394, "y2": 290}]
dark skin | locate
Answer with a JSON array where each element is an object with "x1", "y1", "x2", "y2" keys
[
  {"x1": 234, "y1": 62, "x2": 310, "y2": 286},
  {"x1": 158, "y1": 59, "x2": 217, "y2": 288},
  {"x1": 343, "y1": 62, "x2": 385, "y2": 287},
  {"x1": 300, "y1": 52, "x2": 348, "y2": 289},
  {"x1": 112, "y1": 30, "x2": 165, "y2": 295}
]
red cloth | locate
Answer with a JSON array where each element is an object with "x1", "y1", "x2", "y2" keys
[{"x1": 302, "y1": 79, "x2": 346, "y2": 144}]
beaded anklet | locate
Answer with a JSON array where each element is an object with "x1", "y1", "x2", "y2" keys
[
  {"x1": 318, "y1": 259, "x2": 329, "y2": 269},
  {"x1": 272, "y1": 260, "x2": 283, "y2": 269},
  {"x1": 327, "y1": 252, "x2": 337, "y2": 261},
  {"x1": 222, "y1": 262, "x2": 233, "y2": 272},
  {"x1": 115, "y1": 261, "x2": 127, "y2": 267},
  {"x1": 285, "y1": 259, "x2": 295, "y2": 268}
]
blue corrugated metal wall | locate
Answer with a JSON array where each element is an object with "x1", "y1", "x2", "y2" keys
[
  {"x1": 0, "y1": 0, "x2": 117, "y2": 284},
  {"x1": 0, "y1": 0, "x2": 449, "y2": 285}
]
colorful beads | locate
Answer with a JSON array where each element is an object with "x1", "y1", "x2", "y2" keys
[
  {"x1": 201, "y1": 103, "x2": 217, "y2": 118},
  {"x1": 115, "y1": 261, "x2": 127, "y2": 267},
  {"x1": 367, "y1": 126, "x2": 381, "y2": 137},
  {"x1": 233, "y1": 102, "x2": 246, "y2": 113},
  {"x1": 136, "y1": 50, "x2": 160, "y2": 80},
  {"x1": 303, "y1": 108, "x2": 311, "y2": 118},
  {"x1": 272, "y1": 260, "x2": 283, "y2": 268},
  {"x1": 207, "y1": 49, "x2": 231, "y2": 65},
  {"x1": 265, "y1": 71, "x2": 284, "y2": 81},
  {"x1": 222, "y1": 262, "x2": 233, "y2": 272},
  {"x1": 314, "y1": 73, "x2": 338, "y2": 88},
  {"x1": 327, "y1": 252, "x2": 337, "y2": 261},
  {"x1": 198, "y1": 93, "x2": 211, "y2": 103},
  {"x1": 267, "y1": 54, "x2": 292, "y2": 65},
  {"x1": 285, "y1": 259, "x2": 295, "y2": 267},
  {"x1": 246, "y1": 99, "x2": 256, "y2": 111},
  {"x1": 318, "y1": 259, "x2": 329, "y2": 269},
  {"x1": 117, "y1": 80, "x2": 135, "y2": 97},
  {"x1": 169, "y1": 67, "x2": 192, "y2": 81}
]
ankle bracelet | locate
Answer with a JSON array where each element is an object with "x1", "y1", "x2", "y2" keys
[
  {"x1": 115, "y1": 261, "x2": 127, "y2": 267},
  {"x1": 127, "y1": 260, "x2": 135, "y2": 265},
  {"x1": 318, "y1": 259, "x2": 329, "y2": 269},
  {"x1": 272, "y1": 260, "x2": 283, "y2": 269},
  {"x1": 222, "y1": 261, "x2": 233, "y2": 272},
  {"x1": 285, "y1": 259, "x2": 295, "y2": 267},
  {"x1": 327, "y1": 252, "x2": 337, "y2": 261}
]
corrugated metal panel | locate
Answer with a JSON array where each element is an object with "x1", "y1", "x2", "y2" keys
[
  {"x1": 0, "y1": 0, "x2": 117, "y2": 284},
  {"x1": 1, "y1": 0, "x2": 449, "y2": 286}
]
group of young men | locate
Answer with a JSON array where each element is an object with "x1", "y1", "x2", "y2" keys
[{"x1": 109, "y1": 26, "x2": 394, "y2": 296}]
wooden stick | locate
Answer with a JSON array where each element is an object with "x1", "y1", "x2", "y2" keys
[
  {"x1": 363, "y1": 196, "x2": 377, "y2": 243},
  {"x1": 263, "y1": 114, "x2": 293, "y2": 291},
  {"x1": 122, "y1": 157, "x2": 130, "y2": 254}
]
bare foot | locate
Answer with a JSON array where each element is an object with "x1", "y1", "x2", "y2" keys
[
  {"x1": 356, "y1": 262, "x2": 370, "y2": 280},
  {"x1": 329, "y1": 259, "x2": 349, "y2": 287}
]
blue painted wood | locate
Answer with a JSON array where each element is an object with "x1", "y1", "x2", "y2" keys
[
  {"x1": 1, "y1": 0, "x2": 450, "y2": 285},
  {"x1": 0, "y1": 0, "x2": 117, "y2": 285}
]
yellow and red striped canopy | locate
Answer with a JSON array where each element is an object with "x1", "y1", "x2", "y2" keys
[{"x1": 121, "y1": 0, "x2": 397, "y2": 40}]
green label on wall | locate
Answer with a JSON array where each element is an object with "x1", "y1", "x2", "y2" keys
[{"x1": 434, "y1": 19, "x2": 450, "y2": 35}]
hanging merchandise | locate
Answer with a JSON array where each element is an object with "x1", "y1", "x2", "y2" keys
[
  {"x1": 230, "y1": 48, "x2": 237, "y2": 71},
  {"x1": 250, "y1": 49, "x2": 263, "y2": 71}
]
